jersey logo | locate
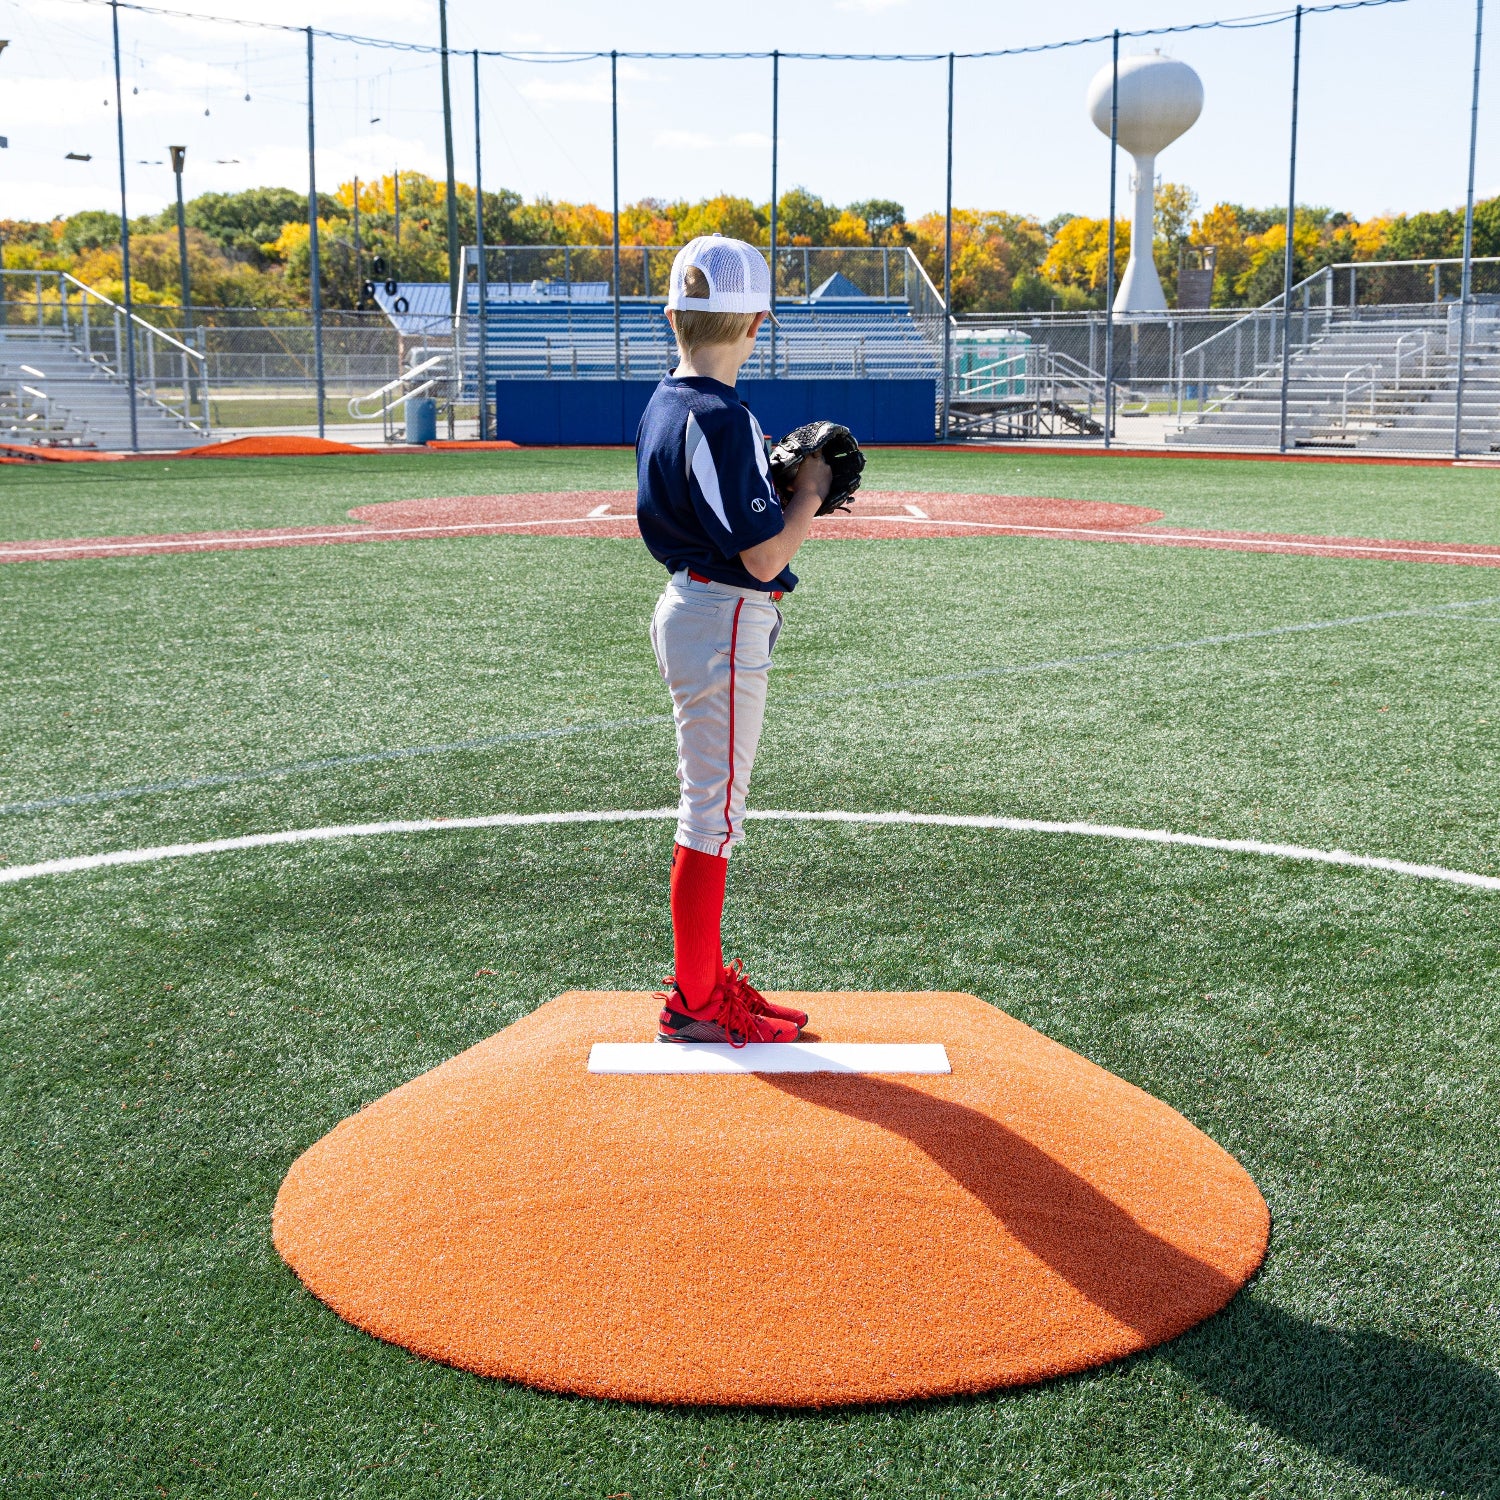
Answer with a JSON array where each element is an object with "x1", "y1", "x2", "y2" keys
[{"x1": 750, "y1": 497, "x2": 766, "y2": 513}]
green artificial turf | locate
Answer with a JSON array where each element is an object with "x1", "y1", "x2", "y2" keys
[
  {"x1": 4, "y1": 446, "x2": 1500, "y2": 543},
  {"x1": 2, "y1": 451, "x2": 1499, "y2": 1498}
]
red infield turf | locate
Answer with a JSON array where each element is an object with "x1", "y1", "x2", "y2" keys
[
  {"x1": 6, "y1": 490, "x2": 1500, "y2": 567},
  {"x1": 273, "y1": 991, "x2": 1269, "y2": 1408}
]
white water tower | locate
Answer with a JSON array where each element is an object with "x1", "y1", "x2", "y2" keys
[{"x1": 1086, "y1": 52, "x2": 1204, "y2": 313}]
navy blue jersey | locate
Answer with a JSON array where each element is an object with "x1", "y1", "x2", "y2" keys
[{"x1": 635, "y1": 374, "x2": 793, "y2": 593}]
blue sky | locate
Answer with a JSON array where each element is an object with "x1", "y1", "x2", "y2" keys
[{"x1": 1, "y1": 0, "x2": 1494, "y2": 225}]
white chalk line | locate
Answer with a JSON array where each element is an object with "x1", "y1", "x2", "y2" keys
[
  {"x1": 852, "y1": 514, "x2": 1500, "y2": 563},
  {"x1": 1, "y1": 806, "x2": 1494, "y2": 893},
  {"x1": 12, "y1": 508, "x2": 1499, "y2": 566}
]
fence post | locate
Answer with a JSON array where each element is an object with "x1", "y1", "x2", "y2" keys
[
  {"x1": 110, "y1": 0, "x2": 139, "y2": 451},
  {"x1": 438, "y1": 0, "x2": 460, "y2": 316},
  {"x1": 1277, "y1": 4, "x2": 1303, "y2": 454},
  {"x1": 1103, "y1": 31, "x2": 1119, "y2": 448},
  {"x1": 941, "y1": 51, "x2": 954, "y2": 440},
  {"x1": 770, "y1": 50, "x2": 779, "y2": 378},
  {"x1": 473, "y1": 49, "x2": 490, "y2": 441},
  {"x1": 611, "y1": 52, "x2": 622, "y2": 383},
  {"x1": 306, "y1": 27, "x2": 325, "y2": 439},
  {"x1": 1454, "y1": 0, "x2": 1485, "y2": 459}
]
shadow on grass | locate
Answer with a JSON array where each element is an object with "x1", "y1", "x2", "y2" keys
[
  {"x1": 1168, "y1": 1297, "x2": 1500, "y2": 1498},
  {"x1": 768, "y1": 1076, "x2": 1495, "y2": 1496}
]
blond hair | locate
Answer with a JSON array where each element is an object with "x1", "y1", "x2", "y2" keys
[{"x1": 669, "y1": 264, "x2": 758, "y2": 354}]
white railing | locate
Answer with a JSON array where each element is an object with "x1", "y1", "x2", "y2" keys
[
  {"x1": 1392, "y1": 330, "x2": 1431, "y2": 386},
  {"x1": 1338, "y1": 365, "x2": 1380, "y2": 427},
  {"x1": 347, "y1": 353, "x2": 450, "y2": 420}
]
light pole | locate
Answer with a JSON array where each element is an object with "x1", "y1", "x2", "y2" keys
[
  {"x1": 438, "y1": 0, "x2": 459, "y2": 315},
  {"x1": 169, "y1": 145, "x2": 190, "y2": 316},
  {"x1": 169, "y1": 144, "x2": 195, "y2": 422}
]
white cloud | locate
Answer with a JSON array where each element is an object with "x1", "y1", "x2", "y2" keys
[
  {"x1": 519, "y1": 74, "x2": 611, "y2": 105},
  {"x1": 654, "y1": 129, "x2": 716, "y2": 150},
  {"x1": 653, "y1": 130, "x2": 771, "y2": 151}
]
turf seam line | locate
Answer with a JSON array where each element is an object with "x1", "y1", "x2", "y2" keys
[
  {"x1": 4, "y1": 596, "x2": 1495, "y2": 820},
  {"x1": 1, "y1": 807, "x2": 1494, "y2": 891}
]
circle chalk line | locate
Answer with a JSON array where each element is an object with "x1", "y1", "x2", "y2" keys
[{"x1": 1, "y1": 807, "x2": 1494, "y2": 893}]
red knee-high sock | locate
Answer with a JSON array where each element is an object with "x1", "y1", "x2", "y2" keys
[{"x1": 670, "y1": 843, "x2": 727, "y2": 1013}]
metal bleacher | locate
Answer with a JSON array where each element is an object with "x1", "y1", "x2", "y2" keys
[
  {"x1": 369, "y1": 246, "x2": 947, "y2": 404},
  {"x1": 456, "y1": 297, "x2": 942, "y2": 389}
]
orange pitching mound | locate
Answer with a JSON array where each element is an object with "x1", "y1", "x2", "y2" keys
[{"x1": 273, "y1": 991, "x2": 1268, "y2": 1407}]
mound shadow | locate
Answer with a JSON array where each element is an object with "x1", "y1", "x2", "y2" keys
[{"x1": 766, "y1": 1073, "x2": 1247, "y2": 1342}]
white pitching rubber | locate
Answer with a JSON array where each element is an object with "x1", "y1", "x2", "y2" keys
[{"x1": 587, "y1": 1042, "x2": 951, "y2": 1075}]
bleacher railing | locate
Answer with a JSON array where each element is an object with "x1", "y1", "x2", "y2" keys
[
  {"x1": 459, "y1": 244, "x2": 928, "y2": 304},
  {"x1": 0, "y1": 268, "x2": 210, "y2": 434}
]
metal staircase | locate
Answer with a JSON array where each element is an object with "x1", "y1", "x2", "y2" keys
[
  {"x1": 1169, "y1": 262, "x2": 1500, "y2": 455},
  {"x1": 1, "y1": 271, "x2": 211, "y2": 452}
]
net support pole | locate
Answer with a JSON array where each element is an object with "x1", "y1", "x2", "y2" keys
[
  {"x1": 439, "y1": 0, "x2": 460, "y2": 316},
  {"x1": 473, "y1": 49, "x2": 490, "y2": 442},
  {"x1": 769, "y1": 49, "x2": 779, "y2": 379},
  {"x1": 110, "y1": 0, "x2": 139, "y2": 452},
  {"x1": 306, "y1": 26, "x2": 325, "y2": 440},
  {"x1": 1277, "y1": 5, "x2": 1303, "y2": 454},
  {"x1": 1454, "y1": 0, "x2": 1485, "y2": 459},
  {"x1": 1103, "y1": 30, "x2": 1119, "y2": 450},
  {"x1": 611, "y1": 50, "x2": 622, "y2": 383},
  {"x1": 941, "y1": 51, "x2": 954, "y2": 440}
]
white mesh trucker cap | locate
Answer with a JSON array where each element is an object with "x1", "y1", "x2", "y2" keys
[{"x1": 666, "y1": 234, "x2": 773, "y2": 314}]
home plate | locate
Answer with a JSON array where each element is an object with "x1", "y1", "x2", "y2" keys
[{"x1": 587, "y1": 1042, "x2": 951, "y2": 1074}]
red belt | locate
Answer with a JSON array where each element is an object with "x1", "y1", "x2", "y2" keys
[{"x1": 688, "y1": 569, "x2": 782, "y2": 601}]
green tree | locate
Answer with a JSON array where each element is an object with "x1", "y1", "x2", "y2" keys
[
  {"x1": 847, "y1": 199, "x2": 907, "y2": 242},
  {"x1": 182, "y1": 188, "x2": 329, "y2": 263},
  {"x1": 58, "y1": 210, "x2": 125, "y2": 256},
  {"x1": 775, "y1": 187, "x2": 834, "y2": 245}
]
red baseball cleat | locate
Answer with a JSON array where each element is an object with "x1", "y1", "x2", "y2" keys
[
  {"x1": 722, "y1": 959, "x2": 809, "y2": 1030},
  {"x1": 655, "y1": 978, "x2": 799, "y2": 1047}
]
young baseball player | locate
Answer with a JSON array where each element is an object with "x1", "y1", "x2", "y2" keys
[{"x1": 636, "y1": 235, "x2": 832, "y2": 1046}]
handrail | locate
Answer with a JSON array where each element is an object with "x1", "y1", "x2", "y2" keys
[
  {"x1": 347, "y1": 353, "x2": 448, "y2": 420},
  {"x1": 0, "y1": 269, "x2": 206, "y2": 363},
  {"x1": 1392, "y1": 331, "x2": 1429, "y2": 387},
  {"x1": 1339, "y1": 365, "x2": 1379, "y2": 427},
  {"x1": 1178, "y1": 266, "x2": 1331, "y2": 367}
]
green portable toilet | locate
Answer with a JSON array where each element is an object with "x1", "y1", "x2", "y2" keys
[{"x1": 952, "y1": 327, "x2": 1030, "y2": 398}]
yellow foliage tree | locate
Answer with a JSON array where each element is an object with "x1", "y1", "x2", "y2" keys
[
  {"x1": 1040, "y1": 216, "x2": 1129, "y2": 295},
  {"x1": 824, "y1": 209, "x2": 873, "y2": 247}
]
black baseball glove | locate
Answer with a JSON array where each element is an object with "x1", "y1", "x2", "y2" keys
[{"x1": 767, "y1": 421, "x2": 865, "y2": 517}]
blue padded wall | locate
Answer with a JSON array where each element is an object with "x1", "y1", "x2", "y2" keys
[{"x1": 493, "y1": 378, "x2": 936, "y2": 446}]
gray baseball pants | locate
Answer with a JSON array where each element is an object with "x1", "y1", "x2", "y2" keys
[{"x1": 650, "y1": 570, "x2": 783, "y2": 857}]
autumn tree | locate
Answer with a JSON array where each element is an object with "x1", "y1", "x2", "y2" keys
[{"x1": 1040, "y1": 216, "x2": 1129, "y2": 301}]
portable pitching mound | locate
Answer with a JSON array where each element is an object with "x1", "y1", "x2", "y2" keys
[{"x1": 273, "y1": 990, "x2": 1268, "y2": 1407}]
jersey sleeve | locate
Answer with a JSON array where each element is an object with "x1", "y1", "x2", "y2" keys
[{"x1": 683, "y1": 403, "x2": 785, "y2": 556}]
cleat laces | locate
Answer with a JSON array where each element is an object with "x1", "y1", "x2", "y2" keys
[
  {"x1": 656, "y1": 975, "x2": 756, "y2": 1047},
  {"x1": 722, "y1": 959, "x2": 770, "y2": 1017}
]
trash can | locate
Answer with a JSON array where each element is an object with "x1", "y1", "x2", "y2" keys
[{"x1": 405, "y1": 396, "x2": 438, "y2": 445}]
